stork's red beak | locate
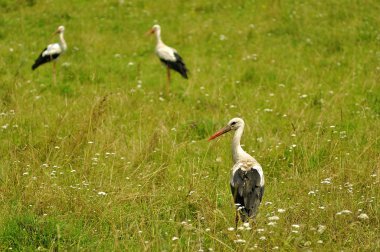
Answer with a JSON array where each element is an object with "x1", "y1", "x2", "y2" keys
[
  {"x1": 208, "y1": 125, "x2": 232, "y2": 141},
  {"x1": 146, "y1": 28, "x2": 155, "y2": 36}
]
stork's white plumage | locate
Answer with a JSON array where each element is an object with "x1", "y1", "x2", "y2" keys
[
  {"x1": 208, "y1": 118, "x2": 265, "y2": 226},
  {"x1": 148, "y1": 24, "x2": 188, "y2": 92},
  {"x1": 32, "y1": 25, "x2": 67, "y2": 84}
]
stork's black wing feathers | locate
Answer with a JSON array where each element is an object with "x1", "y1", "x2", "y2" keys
[
  {"x1": 32, "y1": 48, "x2": 60, "y2": 70},
  {"x1": 230, "y1": 168, "x2": 264, "y2": 222},
  {"x1": 160, "y1": 52, "x2": 188, "y2": 79}
]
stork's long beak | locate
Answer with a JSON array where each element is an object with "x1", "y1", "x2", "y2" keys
[
  {"x1": 146, "y1": 28, "x2": 154, "y2": 36},
  {"x1": 51, "y1": 30, "x2": 59, "y2": 39},
  {"x1": 208, "y1": 125, "x2": 232, "y2": 141}
]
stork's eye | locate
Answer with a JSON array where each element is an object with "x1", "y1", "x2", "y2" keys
[{"x1": 231, "y1": 121, "x2": 237, "y2": 126}]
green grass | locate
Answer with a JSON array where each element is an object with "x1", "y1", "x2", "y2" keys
[{"x1": 0, "y1": 0, "x2": 379, "y2": 250}]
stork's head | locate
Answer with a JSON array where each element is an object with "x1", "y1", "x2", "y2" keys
[
  {"x1": 147, "y1": 24, "x2": 161, "y2": 35},
  {"x1": 208, "y1": 118, "x2": 245, "y2": 141},
  {"x1": 55, "y1": 26, "x2": 65, "y2": 34}
]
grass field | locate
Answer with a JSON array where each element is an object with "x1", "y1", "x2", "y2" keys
[{"x1": 0, "y1": 0, "x2": 379, "y2": 250}]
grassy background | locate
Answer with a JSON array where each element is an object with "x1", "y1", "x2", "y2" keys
[{"x1": 0, "y1": 0, "x2": 379, "y2": 250}]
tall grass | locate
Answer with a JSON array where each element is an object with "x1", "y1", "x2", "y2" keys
[{"x1": 0, "y1": 0, "x2": 379, "y2": 250}]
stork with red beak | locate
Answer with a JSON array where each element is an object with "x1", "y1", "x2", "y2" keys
[
  {"x1": 208, "y1": 118, "x2": 265, "y2": 227},
  {"x1": 32, "y1": 25, "x2": 67, "y2": 85},
  {"x1": 148, "y1": 24, "x2": 188, "y2": 93}
]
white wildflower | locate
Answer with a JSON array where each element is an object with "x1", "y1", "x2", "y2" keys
[
  {"x1": 336, "y1": 210, "x2": 352, "y2": 215},
  {"x1": 268, "y1": 216, "x2": 280, "y2": 221},
  {"x1": 317, "y1": 225, "x2": 326, "y2": 234},
  {"x1": 358, "y1": 213, "x2": 369, "y2": 220}
]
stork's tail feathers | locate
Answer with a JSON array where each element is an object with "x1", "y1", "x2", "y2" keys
[
  {"x1": 32, "y1": 54, "x2": 46, "y2": 71},
  {"x1": 238, "y1": 199, "x2": 261, "y2": 222},
  {"x1": 173, "y1": 52, "x2": 188, "y2": 79},
  {"x1": 32, "y1": 62, "x2": 39, "y2": 70},
  {"x1": 178, "y1": 62, "x2": 188, "y2": 79}
]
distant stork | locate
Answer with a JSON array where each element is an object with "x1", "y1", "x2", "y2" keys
[
  {"x1": 208, "y1": 118, "x2": 265, "y2": 227},
  {"x1": 32, "y1": 25, "x2": 67, "y2": 84},
  {"x1": 148, "y1": 24, "x2": 188, "y2": 93}
]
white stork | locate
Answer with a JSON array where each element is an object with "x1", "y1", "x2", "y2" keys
[
  {"x1": 148, "y1": 24, "x2": 188, "y2": 93},
  {"x1": 32, "y1": 25, "x2": 67, "y2": 84},
  {"x1": 208, "y1": 118, "x2": 265, "y2": 227}
]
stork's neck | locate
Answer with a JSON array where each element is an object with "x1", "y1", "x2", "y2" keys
[
  {"x1": 232, "y1": 126, "x2": 248, "y2": 163},
  {"x1": 59, "y1": 32, "x2": 67, "y2": 52},
  {"x1": 155, "y1": 30, "x2": 164, "y2": 46}
]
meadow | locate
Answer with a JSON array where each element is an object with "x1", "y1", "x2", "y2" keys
[{"x1": 0, "y1": 0, "x2": 379, "y2": 250}]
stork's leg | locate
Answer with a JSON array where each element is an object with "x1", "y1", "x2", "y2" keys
[
  {"x1": 166, "y1": 66, "x2": 171, "y2": 95},
  {"x1": 235, "y1": 211, "x2": 239, "y2": 230},
  {"x1": 52, "y1": 61, "x2": 57, "y2": 85}
]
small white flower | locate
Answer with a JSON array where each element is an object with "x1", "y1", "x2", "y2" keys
[
  {"x1": 358, "y1": 213, "x2": 369, "y2": 220},
  {"x1": 259, "y1": 236, "x2": 266, "y2": 240},
  {"x1": 277, "y1": 208, "x2": 286, "y2": 213},
  {"x1": 219, "y1": 34, "x2": 227, "y2": 41},
  {"x1": 291, "y1": 224, "x2": 300, "y2": 229},
  {"x1": 317, "y1": 225, "x2": 326, "y2": 234},
  {"x1": 304, "y1": 241, "x2": 311, "y2": 247},
  {"x1": 267, "y1": 222, "x2": 277, "y2": 226},
  {"x1": 336, "y1": 210, "x2": 352, "y2": 215},
  {"x1": 321, "y1": 177, "x2": 332, "y2": 184},
  {"x1": 268, "y1": 216, "x2": 280, "y2": 221},
  {"x1": 98, "y1": 191, "x2": 107, "y2": 196},
  {"x1": 234, "y1": 239, "x2": 246, "y2": 243},
  {"x1": 172, "y1": 236, "x2": 179, "y2": 241},
  {"x1": 227, "y1": 227, "x2": 234, "y2": 231}
]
